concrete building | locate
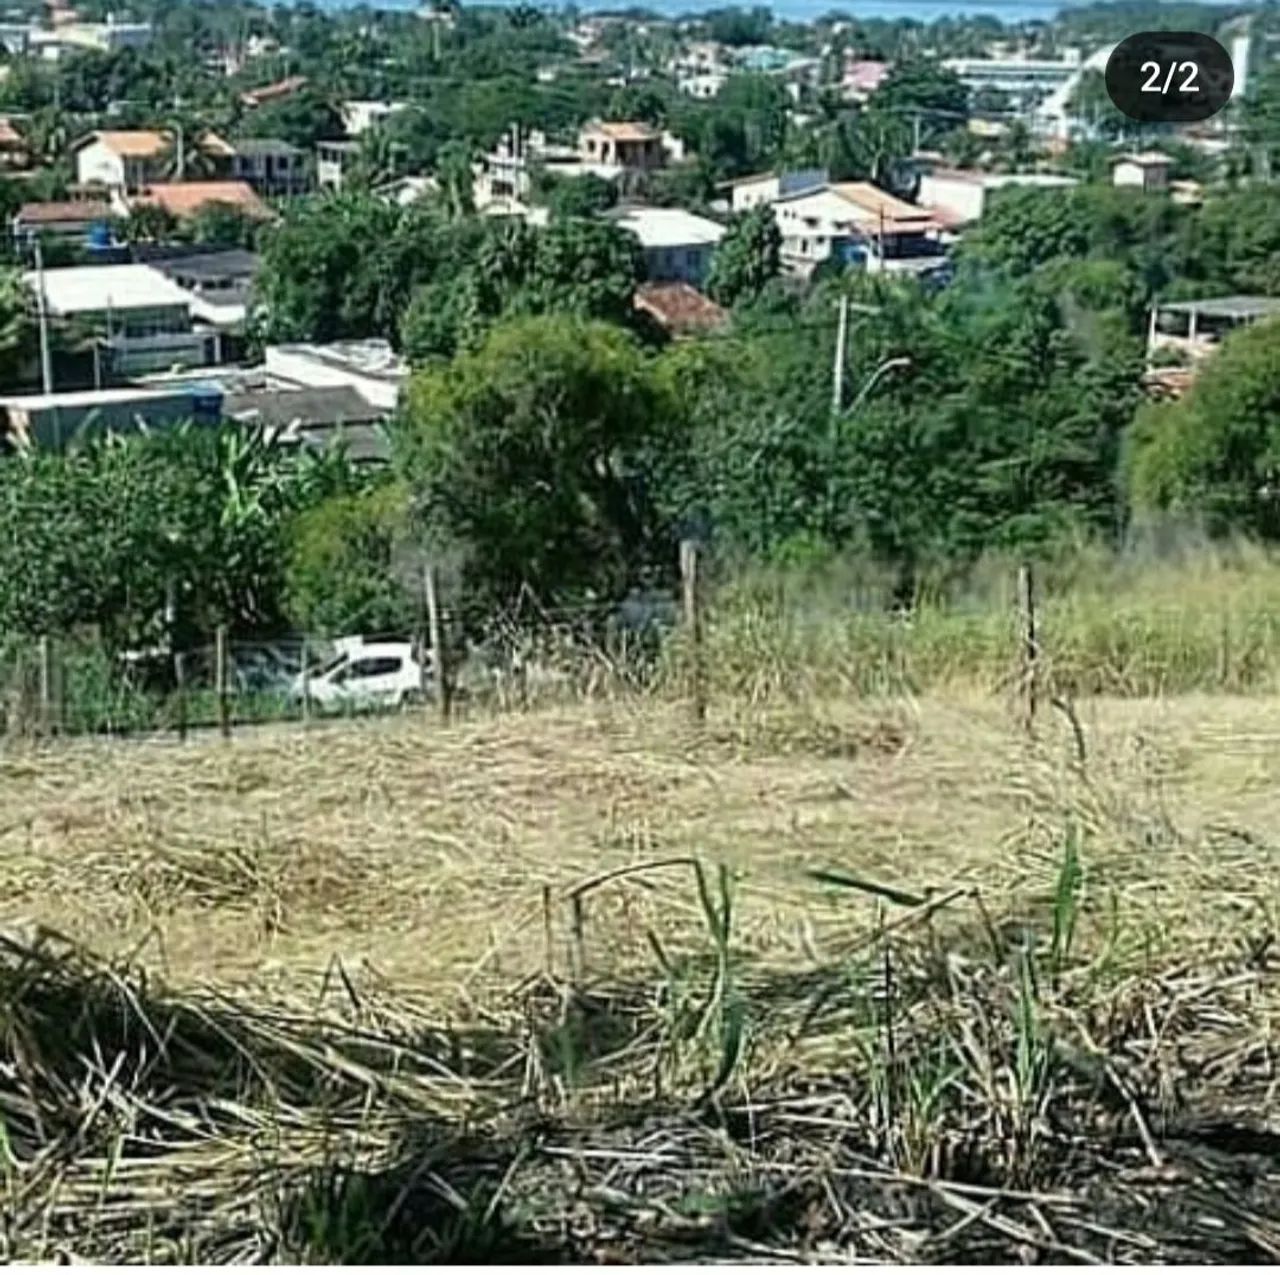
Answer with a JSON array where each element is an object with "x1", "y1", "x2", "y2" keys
[
  {"x1": 216, "y1": 137, "x2": 309, "y2": 196},
  {"x1": 263, "y1": 341, "x2": 408, "y2": 412},
  {"x1": 72, "y1": 130, "x2": 172, "y2": 193},
  {"x1": 12, "y1": 199, "x2": 113, "y2": 244},
  {"x1": 1112, "y1": 151, "x2": 1172, "y2": 192},
  {"x1": 0, "y1": 385, "x2": 216, "y2": 451},
  {"x1": 726, "y1": 167, "x2": 827, "y2": 215},
  {"x1": 473, "y1": 125, "x2": 583, "y2": 209},
  {"x1": 341, "y1": 100, "x2": 408, "y2": 137},
  {"x1": 771, "y1": 182, "x2": 947, "y2": 277},
  {"x1": 917, "y1": 169, "x2": 1079, "y2": 227},
  {"x1": 316, "y1": 140, "x2": 360, "y2": 191},
  {"x1": 150, "y1": 249, "x2": 258, "y2": 332},
  {"x1": 578, "y1": 121, "x2": 667, "y2": 175},
  {"x1": 25, "y1": 262, "x2": 239, "y2": 380},
  {"x1": 55, "y1": 17, "x2": 151, "y2": 52},
  {"x1": 607, "y1": 205, "x2": 725, "y2": 286},
  {"x1": 1147, "y1": 296, "x2": 1280, "y2": 363},
  {"x1": 841, "y1": 59, "x2": 889, "y2": 103}
]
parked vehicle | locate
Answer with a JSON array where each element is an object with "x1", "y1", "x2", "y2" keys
[{"x1": 290, "y1": 641, "x2": 429, "y2": 710}]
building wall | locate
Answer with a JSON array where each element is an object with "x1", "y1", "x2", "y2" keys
[
  {"x1": 75, "y1": 140, "x2": 126, "y2": 190},
  {"x1": 917, "y1": 174, "x2": 985, "y2": 224},
  {"x1": 1113, "y1": 162, "x2": 1168, "y2": 191},
  {"x1": 731, "y1": 175, "x2": 780, "y2": 214},
  {"x1": 643, "y1": 243, "x2": 715, "y2": 286}
]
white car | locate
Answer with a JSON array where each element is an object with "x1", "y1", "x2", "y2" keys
[{"x1": 292, "y1": 641, "x2": 429, "y2": 710}]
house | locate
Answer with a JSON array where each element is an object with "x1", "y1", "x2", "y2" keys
[
  {"x1": 607, "y1": 205, "x2": 725, "y2": 286},
  {"x1": 217, "y1": 137, "x2": 309, "y2": 196},
  {"x1": 12, "y1": 199, "x2": 113, "y2": 244},
  {"x1": 150, "y1": 249, "x2": 258, "y2": 337},
  {"x1": 263, "y1": 340, "x2": 407, "y2": 412},
  {"x1": 1147, "y1": 295, "x2": 1280, "y2": 363},
  {"x1": 677, "y1": 71, "x2": 727, "y2": 98},
  {"x1": 341, "y1": 100, "x2": 408, "y2": 137},
  {"x1": 841, "y1": 59, "x2": 889, "y2": 103},
  {"x1": 128, "y1": 181, "x2": 273, "y2": 224},
  {"x1": 771, "y1": 182, "x2": 947, "y2": 277},
  {"x1": 635, "y1": 282, "x2": 728, "y2": 336},
  {"x1": 0, "y1": 384, "x2": 217, "y2": 451},
  {"x1": 54, "y1": 17, "x2": 151, "y2": 52},
  {"x1": 222, "y1": 386, "x2": 389, "y2": 463},
  {"x1": 1112, "y1": 151, "x2": 1171, "y2": 192},
  {"x1": 72, "y1": 130, "x2": 172, "y2": 194},
  {"x1": 726, "y1": 167, "x2": 827, "y2": 215},
  {"x1": 377, "y1": 174, "x2": 440, "y2": 207},
  {"x1": 24, "y1": 262, "x2": 232, "y2": 379},
  {"x1": 473, "y1": 124, "x2": 584, "y2": 209},
  {"x1": 0, "y1": 116, "x2": 28, "y2": 169},
  {"x1": 917, "y1": 169, "x2": 1079, "y2": 227},
  {"x1": 316, "y1": 139, "x2": 359, "y2": 191},
  {"x1": 577, "y1": 121, "x2": 667, "y2": 175},
  {"x1": 240, "y1": 75, "x2": 308, "y2": 109}
]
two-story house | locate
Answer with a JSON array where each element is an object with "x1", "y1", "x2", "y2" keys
[
  {"x1": 72, "y1": 130, "x2": 172, "y2": 194},
  {"x1": 218, "y1": 137, "x2": 309, "y2": 196},
  {"x1": 607, "y1": 205, "x2": 725, "y2": 287}
]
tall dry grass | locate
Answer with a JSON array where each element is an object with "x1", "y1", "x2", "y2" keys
[{"x1": 684, "y1": 542, "x2": 1280, "y2": 702}]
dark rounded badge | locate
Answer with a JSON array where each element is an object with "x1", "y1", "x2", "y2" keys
[{"x1": 1104, "y1": 31, "x2": 1234, "y2": 123}]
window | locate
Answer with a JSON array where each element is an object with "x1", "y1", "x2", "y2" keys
[{"x1": 347, "y1": 656, "x2": 402, "y2": 680}]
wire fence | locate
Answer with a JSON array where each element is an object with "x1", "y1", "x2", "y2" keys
[{"x1": 0, "y1": 577, "x2": 688, "y2": 743}]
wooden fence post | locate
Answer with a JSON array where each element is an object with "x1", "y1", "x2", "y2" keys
[
  {"x1": 423, "y1": 563, "x2": 451, "y2": 724},
  {"x1": 300, "y1": 637, "x2": 311, "y2": 725},
  {"x1": 37, "y1": 635, "x2": 52, "y2": 738},
  {"x1": 680, "y1": 539, "x2": 706, "y2": 726},
  {"x1": 1017, "y1": 562, "x2": 1038, "y2": 735},
  {"x1": 215, "y1": 625, "x2": 230, "y2": 739},
  {"x1": 174, "y1": 650, "x2": 188, "y2": 742}
]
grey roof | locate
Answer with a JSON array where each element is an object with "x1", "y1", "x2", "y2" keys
[
  {"x1": 151, "y1": 249, "x2": 260, "y2": 284},
  {"x1": 1159, "y1": 296, "x2": 1280, "y2": 320},
  {"x1": 223, "y1": 386, "x2": 390, "y2": 462},
  {"x1": 230, "y1": 136, "x2": 304, "y2": 157}
]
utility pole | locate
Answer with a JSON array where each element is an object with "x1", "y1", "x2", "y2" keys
[
  {"x1": 831, "y1": 293, "x2": 849, "y2": 415},
  {"x1": 33, "y1": 235, "x2": 52, "y2": 396}
]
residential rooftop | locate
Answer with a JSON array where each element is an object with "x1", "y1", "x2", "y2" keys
[
  {"x1": 608, "y1": 204, "x2": 725, "y2": 248},
  {"x1": 25, "y1": 262, "x2": 193, "y2": 315},
  {"x1": 1157, "y1": 296, "x2": 1280, "y2": 320}
]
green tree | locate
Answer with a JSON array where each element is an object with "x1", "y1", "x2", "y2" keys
[
  {"x1": 1128, "y1": 318, "x2": 1280, "y2": 539},
  {"x1": 398, "y1": 315, "x2": 678, "y2": 604},
  {"x1": 122, "y1": 202, "x2": 179, "y2": 245},
  {"x1": 186, "y1": 200, "x2": 262, "y2": 249},
  {"x1": 0, "y1": 266, "x2": 33, "y2": 386},
  {"x1": 285, "y1": 479, "x2": 415, "y2": 634},
  {"x1": 706, "y1": 204, "x2": 780, "y2": 307},
  {"x1": 542, "y1": 172, "x2": 618, "y2": 219}
]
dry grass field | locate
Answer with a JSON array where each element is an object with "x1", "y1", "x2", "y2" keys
[{"x1": 2, "y1": 690, "x2": 1279, "y2": 1261}]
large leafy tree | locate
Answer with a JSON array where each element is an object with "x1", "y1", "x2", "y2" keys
[
  {"x1": 398, "y1": 315, "x2": 678, "y2": 604},
  {"x1": 1128, "y1": 319, "x2": 1280, "y2": 539},
  {"x1": 706, "y1": 204, "x2": 780, "y2": 308}
]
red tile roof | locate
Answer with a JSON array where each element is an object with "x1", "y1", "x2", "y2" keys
[
  {"x1": 135, "y1": 181, "x2": 273, "y2": 220},
  {"x1": 240, "y1": 75, "x2": 308, "y2": 108},
  {"x1": 635, "y1": 282, "x2": 728, "y2": 334},
  {"x1": 15, "y1": 199, "x2": 111, "y2": 224}
]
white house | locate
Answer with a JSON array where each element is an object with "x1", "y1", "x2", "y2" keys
[
  {"x1": 771, "y1": 182, "x2": 947, "y2": 277},
  {"x1": 607, "y1": 205, "x2": 725, "y2": 287},
  {"x1": 263, "y1": 341, "x2": 408, "y2": 412},
  {"x1": 726, "y1": 167, "x2": 827, "y2": 215},
  {"x1": 72, "y1": 130, "x2": 171, "y2": 193},
  {"x1": 1112, "y1": 151, "x2": 1172, "y2": 192},
  {"x1": 341, "y1": 100, "x2": 408, "y2": 137},
  {"x1": 917, "y1": 169, "x2": 1080, "y2": 227},
  {"x1": 316, "y1": 140, "x2": 360, "y2": 191}
]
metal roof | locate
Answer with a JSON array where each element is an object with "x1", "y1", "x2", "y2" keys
[{"x1": 1158, "y1": 296, "x2": 1280, "y2": 320}]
